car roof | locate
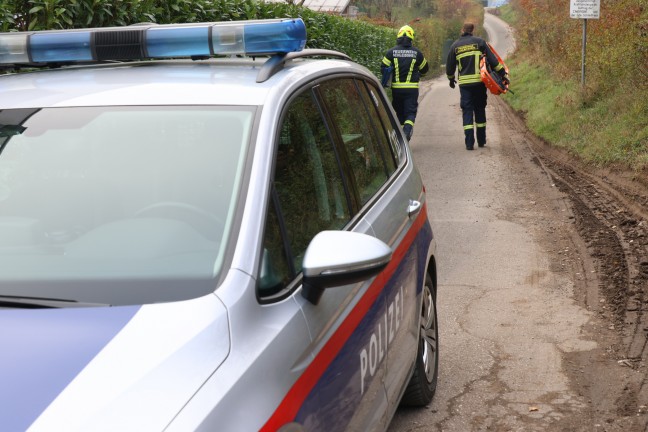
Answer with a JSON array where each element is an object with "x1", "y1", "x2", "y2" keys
[{"x1": 0, "y1": 56, "x2": 373, "y2": 109}]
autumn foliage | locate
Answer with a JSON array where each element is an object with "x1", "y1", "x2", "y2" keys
[
  {"x1": 503, "y1": 0, "x2": 648, "y2": 172},
  {"x1": 398, "y1": 0, "x2": 485, "y2": 73},
  {"x1": 511, "y1": 0, "x2": 648, "y2": 95}
]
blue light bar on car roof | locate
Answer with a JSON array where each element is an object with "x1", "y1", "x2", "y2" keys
[{"x1": 0, "y1": 18, "x2": 307, "y2": 66}]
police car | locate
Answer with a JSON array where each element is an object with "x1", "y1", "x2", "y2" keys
[{"x1": 0, "y1": 18, "x2": 438, "y2": 431}]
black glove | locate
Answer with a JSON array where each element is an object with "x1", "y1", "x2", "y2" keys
[{"x1": 449, "y1": 78, "x2": 456, "y2": 89}]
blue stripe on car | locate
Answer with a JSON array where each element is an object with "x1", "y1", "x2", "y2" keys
[
  {"x1": 0, "y1": 305, "x2": 140, "y2": 432},
  {"x1": 295, "y1": 222, "x2": 433, "y2": 429}
]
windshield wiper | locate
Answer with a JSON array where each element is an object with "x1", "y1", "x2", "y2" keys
[{"x1": 0, "y1": 295, "x2": 109, "y2": 309}]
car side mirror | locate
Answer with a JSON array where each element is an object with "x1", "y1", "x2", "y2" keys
[{"x1": 301, "y1": 231, "x2": 392, "y2": 305}]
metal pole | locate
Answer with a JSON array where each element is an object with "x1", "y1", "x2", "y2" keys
[{"x1": 581, "y1": 18, "x2": 587, "y2": 87}]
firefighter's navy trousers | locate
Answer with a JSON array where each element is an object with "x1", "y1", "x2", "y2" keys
[
  {"x1": 392, "y1": 88, "x2": 419, "y2": 130},
  {"x1": 459, "y1": 84, "x2": 488, "y2": 149}
]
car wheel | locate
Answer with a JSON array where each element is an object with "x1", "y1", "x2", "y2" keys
[{"x1": 401, "y1": 272, "x2": 438, "y2": 406}]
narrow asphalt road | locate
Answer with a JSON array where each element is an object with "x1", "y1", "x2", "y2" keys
[{"x1": 388, "y1": 13, "x2": 606, "y2": 432}]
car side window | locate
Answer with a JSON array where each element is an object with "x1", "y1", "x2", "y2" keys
[
  {"x1": 356, "y1": 80, "x2": 397, "y2": 175},
  {"x1": 318, "y1": 78, "x2": 389, "y2": 205},
  {"x1": 365, "y1": 82, "x2": 403, "y2": 166},
  {"x1": 258, "y1": 90, "x2": 351, "y2": 297},
  {"x1": 258, "y1": 197, "x2": 293, "y2": 295}
]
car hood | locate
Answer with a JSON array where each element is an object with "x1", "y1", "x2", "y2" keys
[{"x1": 0, "y1": 294, "x2": 230, "y2": 432}]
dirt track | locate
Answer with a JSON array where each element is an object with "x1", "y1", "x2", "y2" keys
[{"x1": 501, "y1": 97, "x2": 648, "y2": 431}]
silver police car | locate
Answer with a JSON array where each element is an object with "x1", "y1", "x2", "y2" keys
[{"x1": 0, "y1": 18, "x2": 438, "y2": 431}]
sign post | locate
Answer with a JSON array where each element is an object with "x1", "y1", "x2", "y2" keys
[{"x1": 570, "y1": 0, "x2": 600, "y2": 88}]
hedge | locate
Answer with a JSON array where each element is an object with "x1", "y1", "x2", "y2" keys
[{"x1": 0, "y1": 0, "x2": 395, "y2": 76}]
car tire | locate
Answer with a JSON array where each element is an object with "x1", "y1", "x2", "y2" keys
[{"x1": 401, "y1": 272, "x2": 438, "y2": 406}]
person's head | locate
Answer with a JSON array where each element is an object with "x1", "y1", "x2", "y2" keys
[
  {"x1": 397, "y1": 25, "x2": 415, "y2": 42},
  {"x1": 462, "y1": 22, "x2": 475, "y2": 35}
]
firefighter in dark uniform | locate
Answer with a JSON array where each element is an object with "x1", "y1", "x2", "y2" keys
[
  {"x1": 446, "y1": 22, "x2": 507, "y2": 150},
  {"x1": 381, "y1": 25, "x2": 429, "y2": 141}
]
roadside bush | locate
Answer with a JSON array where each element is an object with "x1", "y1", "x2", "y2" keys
[
  {"x1": 510, "y1": 0, "x2": 647, "y2": 96},
  {"x1": 500, "y1": 0, "x2": 648, "y2": 172},
  {"x1": 375, "y1": 0, "x2": 484, "y2": 77},
  {"x1": 0, "y1": 0, "x2": 489, "y2": 77},
  {"x1": 0, "y1": 0, "x2": 394, "y2": 76}
]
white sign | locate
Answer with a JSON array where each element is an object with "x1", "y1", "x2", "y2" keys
[{"x1": 570, "y1": 0, "x2": 600, "y2": 19}]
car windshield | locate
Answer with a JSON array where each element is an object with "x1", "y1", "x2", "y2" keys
[{"x1": 0, "y1": 106, "x2": 254, "y2": 305}]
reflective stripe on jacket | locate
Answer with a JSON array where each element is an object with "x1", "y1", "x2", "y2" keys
[
  {"x1": 382, "y1": 39, "x2": 429, "y2": 90},
  {"x1": 446, "y1": 34, "x2": 504, "y2": 86}
]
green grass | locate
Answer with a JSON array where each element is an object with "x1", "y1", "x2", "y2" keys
[
  {"x1": 498, "y1": 5, "x2": 648, "y2": 176},
  {"x1": 504, "y1": 57, "x2": 648, "y2": 172},
  {"x1": 494, "y1": 4, "x2": 518, "y2": 25}
]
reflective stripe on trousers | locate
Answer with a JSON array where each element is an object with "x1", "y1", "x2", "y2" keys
[
  {"x1": 392, "y1": 88, "x2": 419, "y2": 127},
  {"x1": 459, "y1": 84, "x2": 488, "y2": 148}
]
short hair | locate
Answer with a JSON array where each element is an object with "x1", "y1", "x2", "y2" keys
[{"x1": 462, "y1": 22, "x2": 475, "y2": 34}]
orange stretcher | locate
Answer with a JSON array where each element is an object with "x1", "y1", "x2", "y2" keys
[{"x1": 480, "y1": 43, "x2": 511, "y2": 95}]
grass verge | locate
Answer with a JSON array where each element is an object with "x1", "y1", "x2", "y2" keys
[
  {"x1": 493, "y1": 3, "x2": 647, "y2": 177},
  {"x1": 502, "y1": 43, "x2": 648, "y2": 176}
]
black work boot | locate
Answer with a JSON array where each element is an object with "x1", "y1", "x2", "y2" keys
[
  {"x1": 404, "y1": 124, "x2": 413, "y2": 141},
  {"x1": 464, "y1": 129, "x2": 475, "y2": 150},
  {"x1": 477, "y1": 128, "x2": 486, "y2": 147}
]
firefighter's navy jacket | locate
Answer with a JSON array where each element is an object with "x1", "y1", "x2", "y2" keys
[
  {"x1": 382, "y1": 38, "x2": 429, "y2": 89},
  {"x1": 446, "y1": 33, "x2": 504, "y2": 86}
]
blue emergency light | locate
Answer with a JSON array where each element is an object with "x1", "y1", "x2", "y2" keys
[{"x1": 0, "y1": 18, "x2": 307, "y2": 66}]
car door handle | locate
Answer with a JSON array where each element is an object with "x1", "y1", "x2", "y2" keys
[{"x1": 407, "y1": 199, "x2": 421, "y2": 219}]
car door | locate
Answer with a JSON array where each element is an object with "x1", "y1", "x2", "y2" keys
[
  {"x1": 256, "y1": 80, "x2": 390, "y2": 431},
  {"x1": 350, "y1": 79, "x2": 430, "y2": 411},
  {"x1": 315, "y1": 77, "x2": 428, "y2": 419}
]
